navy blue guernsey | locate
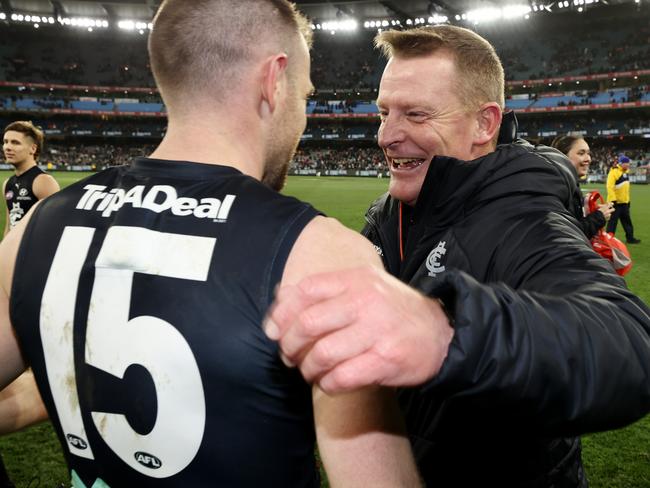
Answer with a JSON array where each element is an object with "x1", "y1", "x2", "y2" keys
[
  {"x1": 4, "y1": 165, "x2": 45, "y2": 229},
  {"x1": 10, "y1": 158, "x2": 321, "y2": 487}
]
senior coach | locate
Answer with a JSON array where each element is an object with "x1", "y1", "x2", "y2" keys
[{"x1": 267, "y1": 26, "x2": 650, "y2": 487}]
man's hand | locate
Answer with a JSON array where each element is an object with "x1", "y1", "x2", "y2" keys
[{"x1": 265, "y1": 266, "x2": 454, "y2": 394}]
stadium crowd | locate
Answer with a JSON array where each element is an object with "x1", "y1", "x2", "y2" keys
[{"x1": 15, "y1": 143, "x2": 646, "y2": 175}]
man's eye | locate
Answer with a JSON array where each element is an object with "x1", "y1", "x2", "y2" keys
[{"x1": 407, "y1": 113, "x2": 427, "y2": 121}]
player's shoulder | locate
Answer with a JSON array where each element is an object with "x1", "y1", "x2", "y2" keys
[
  {"x1": 33, "y1": 172, "x2": 59, "y2": 187},
  {"x1": 283, "y1": 215, "x2": 382, "y2": 286}
]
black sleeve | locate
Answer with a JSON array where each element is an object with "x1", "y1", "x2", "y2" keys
[
  {"x1": 425, "y1": 210, "x2": 650, "y2": 437},
  {"x1": 579, "y1": 211, "x2": 606, "y2": 239}
]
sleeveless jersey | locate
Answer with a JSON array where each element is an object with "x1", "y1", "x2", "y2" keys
[
  {"x1": 10, "y1": 158, "x2": 320, "y2": 487},
  {"x1": 4, "y1": 165, "x2": 46, "y2": 229}
]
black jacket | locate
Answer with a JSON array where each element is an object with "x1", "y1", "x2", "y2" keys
[{"x1": 362, "y1": 140, "x2": 650, "y2": 487}]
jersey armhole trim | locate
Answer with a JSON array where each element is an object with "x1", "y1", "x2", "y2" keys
[{"x1": 262, "y1": 205, "x2": 321, "y2": 311}]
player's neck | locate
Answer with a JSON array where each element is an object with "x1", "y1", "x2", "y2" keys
[
  {"x1": 13, "y1": 159, "x2": 36, "y2": 176},
  {"x1": 149, "y1": 119, "x2": 264, "y2": 180}
]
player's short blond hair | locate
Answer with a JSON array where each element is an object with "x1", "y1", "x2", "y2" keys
[
  {"x1": 149, "y1": 0, "x2": 312, "y2": 107},
  {"x1": 375, "y1": 26, "x2": 505, "y2": 110}
]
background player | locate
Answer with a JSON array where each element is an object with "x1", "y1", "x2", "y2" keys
[{"x1": 2, "y1": 121, "x2": 59, "y2": 237}]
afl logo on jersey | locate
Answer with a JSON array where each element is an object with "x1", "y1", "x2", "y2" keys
[
  {"x1": 135, "y1": 451, "x2": 162, "y2": 470},
  {"x1": 65, "y1": 433, "x2": 88, "y2": 450},
  {"x1": 5, "y1": 190, "x2": 13, "y2": 200}
]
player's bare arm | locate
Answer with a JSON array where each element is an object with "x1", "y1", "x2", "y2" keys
[
  {"x1": 281, "y1": 216, "x2": 421, "y2": 486},
  {"x1": 0, "y1": 370, "x2": 47, "y2": 435},
  {"x1": 2, "y1": 179, "x2": 8, "y2": 238},
  {"x1": 32, "y1": 173, "x2": 60, "y2": 200},
  {"x1": 0, "y1": 204, "x2": 49, "y2": 434},
  {"x1": 0, "y1": 205, "x2": 33, "y2": 389}
]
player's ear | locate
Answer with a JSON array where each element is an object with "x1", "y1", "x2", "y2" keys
[
  {"x1": 473, "y1": 102, "x2": 502, "y2": 146},
  {"x1": 260, "y1": 53, "x2": 289, "y2": 117}
]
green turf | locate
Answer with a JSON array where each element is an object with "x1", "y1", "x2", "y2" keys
[{"x1": 0, "y1": 171, "x2": 649, "y2": 487}]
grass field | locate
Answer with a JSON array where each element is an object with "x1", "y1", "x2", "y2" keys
[{"x1": 0, "y1": 170, "x2": 649, "y2": 487}]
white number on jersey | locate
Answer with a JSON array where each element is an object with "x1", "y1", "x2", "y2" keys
[{"x1": 40, "y1": 226, "x2": 216, "y2": 478}]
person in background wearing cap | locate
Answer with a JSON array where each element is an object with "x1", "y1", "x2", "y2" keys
[{"x1": 607, "y1": 154, "x2": 641, "y2": 244}]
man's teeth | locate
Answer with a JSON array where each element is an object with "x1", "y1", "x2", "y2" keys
[{"x1": 392, "y1": 158, "x2": 424, "y2": 168}]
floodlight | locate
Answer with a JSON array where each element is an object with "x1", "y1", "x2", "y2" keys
[
  {"x1": 503, "y1": 5, "x2": 532, "y2": 19},
  {"x1": 381, "y1": 20, "x2": 389, "y2": 26},
  {"x1": 33, "y1": 23, "x2": 38, "y2": 28},
  {"x1": 118, "y1": 20, "x2": 135, "y2": 30},
  {"x1": 466, "y1": 8, "x2": 501, "y2": 23},
  {"x1": 25, "y1": 15, "x2": 31, "y2": 21},
  {"x1": 578, "y1": 7, "x2": 583, "y2": 11},
  {"x1": 0, "y1": 13, "x2": 5, "y2": 20}
]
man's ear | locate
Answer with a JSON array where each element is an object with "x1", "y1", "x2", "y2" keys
[
  {"x1": 474, "y1": 102, "x2": 502, "y2": 146},
  {"x1": 260, "y1": 53, "x2": 289, "y2": 115},
  {"x1": 29, "y1": 143, "x2": 37, "y2": 157}
]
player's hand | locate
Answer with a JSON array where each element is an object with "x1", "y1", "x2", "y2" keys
[
  {"x1": 264, "y1": 266, "x2": 454, "y2": 394},
  {"x1": 598, "y1": 202, "x2": 614, "y2": 220}
]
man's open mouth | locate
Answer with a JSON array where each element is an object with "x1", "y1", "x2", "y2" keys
[{"x1": 391, "y1": 158, "x2": 426, "y2": 170}]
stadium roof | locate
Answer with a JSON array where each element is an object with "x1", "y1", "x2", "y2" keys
[{"x1": 2, "y1": 0, "x2": 636, "y2": 24}]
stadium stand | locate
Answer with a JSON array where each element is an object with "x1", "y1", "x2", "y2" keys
[{"x1": 0, "y1": 0, "x2": 647, "y2": 173}]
